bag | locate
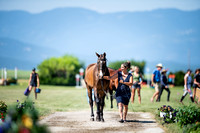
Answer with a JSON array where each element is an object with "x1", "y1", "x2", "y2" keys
[
  {"x1": 36, "y1": 88, "x2": 41, "y2": 93},
  {"x1": 24, "y1": 86, "x2": 30, "y2": 96}
]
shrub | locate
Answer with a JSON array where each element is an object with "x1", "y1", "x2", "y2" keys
[
  {"x1": 38, "y1": 55, "x2": 84, "y2": 85},
  {"x1": 176, "y1": 105, "x2": 200, "y2": 127},
  {"x1": 108, "y1": 60, "x2": 146, "y2": 74}
]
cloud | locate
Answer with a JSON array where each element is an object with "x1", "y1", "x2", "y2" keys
[
  {"x1": 177, "y1": 29, "x2": 194, "y2": 35},
  {"x1": 24, "y1": 47, "x2": 31, "y2": 52}
]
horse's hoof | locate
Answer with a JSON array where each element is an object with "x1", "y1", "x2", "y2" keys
[
  {"x1": 111, "y1": 106, "x2": 113, "y2": 108},
  {"x1": 90, "y1": 118, "x2": 94, "y2": 121},
  {"x1": 101, "y1": 118, "x2": 104, "y2": 122},
  {"x1": 96, "y1": 118, "x2": 100, "y2": 122}
]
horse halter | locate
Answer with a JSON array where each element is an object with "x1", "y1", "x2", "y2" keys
[{"x1": 97, "y1": 58, "x2": 107, "y2": 79}]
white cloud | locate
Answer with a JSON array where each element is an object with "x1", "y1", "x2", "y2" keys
[
  {"x1": 178, "y1": 29, "x2": 194, "y2": 35},
  {"x1": 24, "y1": 47, "x2": 31, "y2": 52}
]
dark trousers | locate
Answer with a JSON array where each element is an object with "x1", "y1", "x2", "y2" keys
[{"x1": 157, "y1": 85, "x2": 170, "y2": 101}]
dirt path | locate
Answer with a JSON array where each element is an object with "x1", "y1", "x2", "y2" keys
[{"x1": 40, "y1": 111, "x2": 165, "y2": 133}]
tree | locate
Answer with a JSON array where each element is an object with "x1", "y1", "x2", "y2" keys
[
  {"x1": 38, "y1": 55, "x2": 84, "y2": 85},
  {"x1": 108, "y1": 60, "x2": 146, "y2": 74},
  {"x1": 174, "y1": 71, "x2": 185, "y2": 86}
]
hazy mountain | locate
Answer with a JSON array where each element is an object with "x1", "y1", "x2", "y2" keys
[
  {"x1": 0, "y1": 8, "x2": 199, "y2": 71},
  {"x1": 0, "y1": 38, "x2": 59, "y2": 70}
]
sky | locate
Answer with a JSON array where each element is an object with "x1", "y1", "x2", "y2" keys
[{"x1": 0, "y1": 0, "x2": 200, "y2": 13}]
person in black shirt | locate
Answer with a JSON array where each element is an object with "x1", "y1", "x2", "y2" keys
[
  {"x1": 193, "y1": 68, "x2": 200, "y2": 102},
  {"x1": 28, "y1": 68, "x2": 40, "y2": 99},
  {"x1": 157, "y1": 69, "x2": 170, "y2": 102}
]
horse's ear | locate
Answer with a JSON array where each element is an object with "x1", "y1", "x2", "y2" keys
[
  {"x1": 103, "y1": 52, "x2": 106, "y2": 57},
  {"x1": 96, "y1": 52, "x2": 100, "y2": 57}
]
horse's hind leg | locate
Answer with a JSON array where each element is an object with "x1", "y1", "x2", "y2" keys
[
  {"x1": 87, "y1": 86, "x2": 94, "y2": 121},
  {"x1": 109, "y1": 89, "x2": 113, "y2": 108}
]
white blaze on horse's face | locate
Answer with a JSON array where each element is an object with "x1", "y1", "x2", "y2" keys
[{"x1": 99, "y1": 60, "x2": 103, "y2": 78}]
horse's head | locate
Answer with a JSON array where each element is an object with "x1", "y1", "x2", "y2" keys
[{"x1": 96, "y1": 52, "x2": 107, "y2": 79}]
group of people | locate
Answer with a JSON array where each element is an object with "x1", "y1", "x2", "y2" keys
[{"x1": 104, "y1": 62, "x2": 200, "y2": 123}]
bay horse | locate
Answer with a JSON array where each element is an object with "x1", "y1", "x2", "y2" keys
[
  {"x1": 108, "y1": 68, "x2": 118, "y2": 108},
  {"x1": 84, "y1": 52, "x2": 110, "y2": 122}
]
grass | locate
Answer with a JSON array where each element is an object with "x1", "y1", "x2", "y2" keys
[{"x1": 0, "y1": 80, "x2": 199, "y2": 132}]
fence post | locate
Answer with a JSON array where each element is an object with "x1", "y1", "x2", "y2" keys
[{"x1": 15, "y1": 67, "x2": 17, "y2": 80}]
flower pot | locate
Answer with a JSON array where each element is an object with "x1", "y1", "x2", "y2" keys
[
  {"x1": 160, "y1": 111, "x2": 167, "y2": 117},
  {"x1": 169, "y1": 112, "x2": 172, "y2": 118}
]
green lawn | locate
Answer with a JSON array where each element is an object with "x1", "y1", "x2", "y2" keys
[{"x1": 0, "y1": 80, "x2": 199, "y2": 132}]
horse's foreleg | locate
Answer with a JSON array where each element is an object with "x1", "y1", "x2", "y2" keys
[
  {"x1": 95, "y1": 93, "x2": 100, "y2": 121},
  {"x1": 100, "y1": 95, "x2": 105, "y2": 122},
  {"x1": 88, "y1": 88, "x2": 94, "y2": 121}
]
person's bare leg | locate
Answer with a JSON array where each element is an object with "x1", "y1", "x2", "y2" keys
[
  {"x1": 151, "y1": 91, "x2": 159, "y2": 102},
  {"x1": 29, "y1": 86, "x2": 32, "y2": 91},
  {"x1": 28, "y1": 86, "x2": 32, "y2": 98},
  {"x1": 137, "y1": 88, "x2": 141, "y2": 104},
  {"x1": 34, "y1": 87, "x2": 37, "y2": 99},
  {"x1": 118, "y1": 103, "x2": 123, "y2": 120},
  {"x1": 123, "y1": 105, "x2": 128, "y2": 121},
  {"x1": 131, "y1": 88, "x2": 135, "y2": 103},
  {"x1": 193, "y1": 88, "x2": 196, "y2": 99}
]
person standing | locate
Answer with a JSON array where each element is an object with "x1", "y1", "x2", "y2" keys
[
  {"x1": 131, "y1": 66, "x2": 143, "y2": 104},
  {"x1": 151, "y1": 63, "x2": 162, "y2": 102},
  {"x1": 193, "y1": 68, "x2": 200, "y2": 102},
  {"x1": 28, "y1": 68, "x2": 40, "y2": 99},
  {"x1": 157, "y1": 69, "x2": 170, "y2": 102},
  {"x1": 103, "y1": 61, "x2": 133, "y2": 123},
  {"x1": 180, "y1": 69, "x2": 194, "y2": 103}
]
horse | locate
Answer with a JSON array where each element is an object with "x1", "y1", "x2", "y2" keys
[
  {"x1": 108, "y1": 68, "x2": 118, "y2": 108},
  {"x1": 84, "y1": 52, "x2": 110, "y2": 122}
]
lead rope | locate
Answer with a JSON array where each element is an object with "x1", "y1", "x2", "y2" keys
[{"x1": 101, "y1": 80, "x2": 108, "y2": 99}]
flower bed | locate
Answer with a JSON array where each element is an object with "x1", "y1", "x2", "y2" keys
[
  {"x1": 158, "y1": 105, "x2": 178, "y2": 124},
  {"x1": 0, "y1": 100, "x2": 49, "y2": 133},
  {"x1": 157, "y1": 105, "x2": 200, "y2": 132},
  {"x1": 0, "y1": 100, "x2": 7, "y2": 123}
]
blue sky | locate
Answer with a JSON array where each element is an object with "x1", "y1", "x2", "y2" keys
[{"x1": 0, "y1": 0, "x2": 200, "y2": 13}]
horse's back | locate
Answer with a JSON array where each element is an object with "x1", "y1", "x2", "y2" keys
[{"x1": 85, "y1": 63, "x2": 96, "y2": 87}]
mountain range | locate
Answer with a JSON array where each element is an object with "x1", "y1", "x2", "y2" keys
[{"x1": 0, "y1": 8, "x2": 200, "y2": 72}]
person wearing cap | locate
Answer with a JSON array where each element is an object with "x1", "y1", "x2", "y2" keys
[
  {"x1": 157, "y1": 69, "x2": 170, "y2": 102},
  {"x1": 180, "y1": 69, "x2": 194, "y2": 103},
  {"x1": 151, "y1": 63, "x2": 162, "y2": 102},
  {"x1": 28, "y1": 68, "x2": 40, "y2": 99}
]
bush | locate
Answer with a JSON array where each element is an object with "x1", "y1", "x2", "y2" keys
[
  {"x1": 174, "y1": 71, "x2": 185, "y2": 86},
  {"x1": 176, "y1": 105, "x2": 200, "y2": 127},
  {"x1": 108, "y1": 60, "x2": 146, "y2": 74},
  {"x1": 38, "y1": 55, "x2": 84, "y2": 85}
]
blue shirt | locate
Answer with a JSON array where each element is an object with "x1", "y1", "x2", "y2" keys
[{"x1": 153, "y1": 69, "x2": 161, "y2": 83}]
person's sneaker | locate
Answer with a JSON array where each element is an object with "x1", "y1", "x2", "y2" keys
[
  {"x1": 119, "y1": 119, "x2": 124, "y2": 123},
  {"x1": 123, "y1": 120, "x2": 127, "y2": 123}
]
